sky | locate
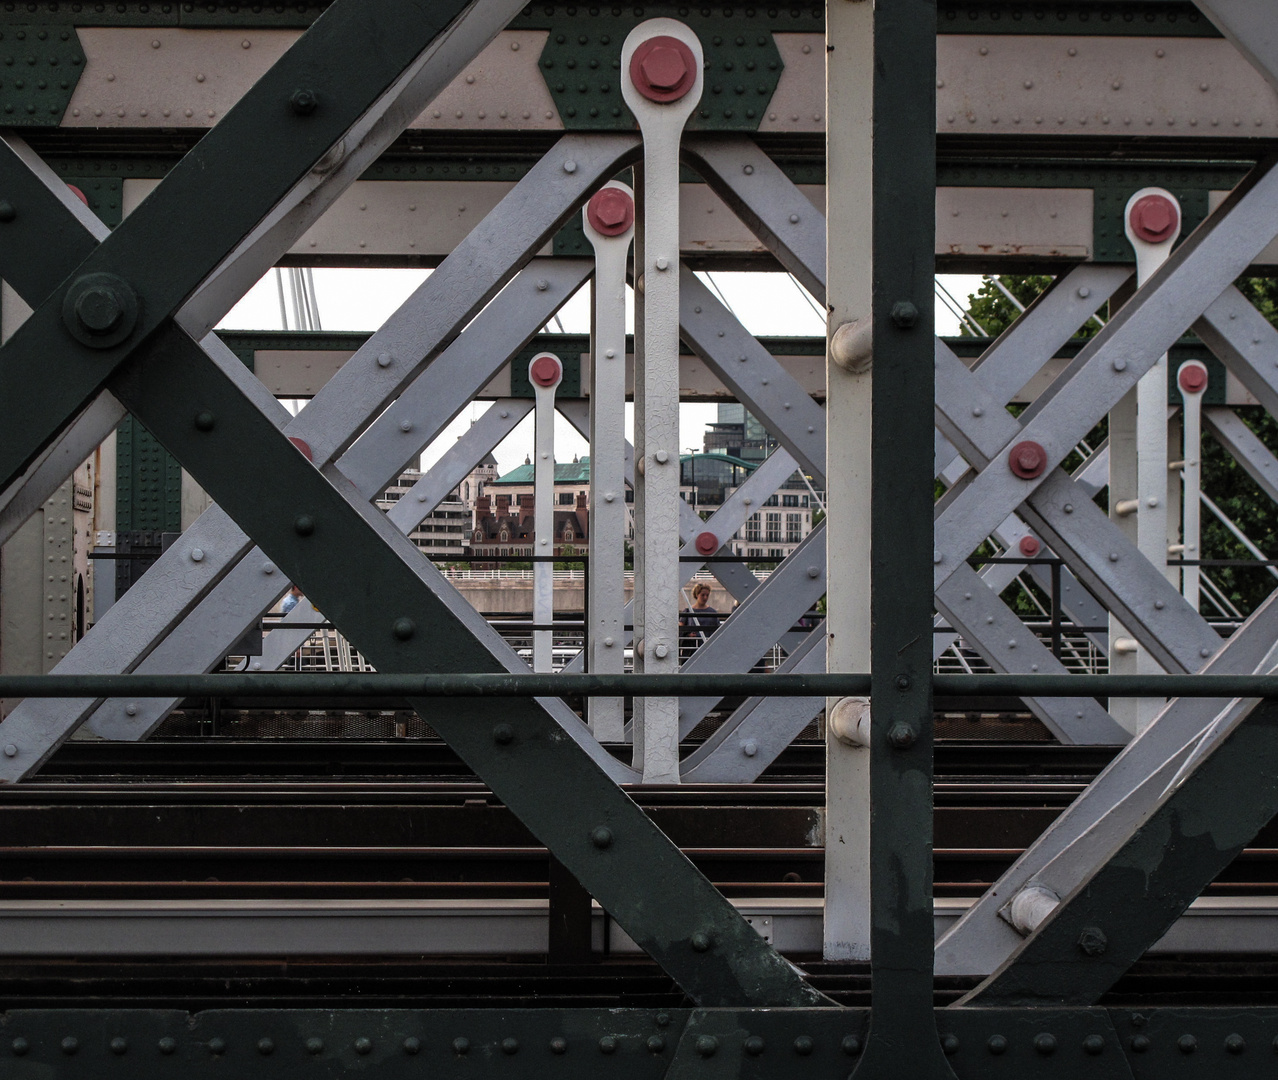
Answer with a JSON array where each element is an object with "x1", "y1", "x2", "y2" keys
[{"x1": 217, "y1": 268, "x2": 986, "y2": 478}]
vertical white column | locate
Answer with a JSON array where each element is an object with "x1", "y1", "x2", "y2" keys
[
  {"x1": 1178, "y1": 361, "x2": 1209, "y2": 613},
  {"x1": 823, "y1": 0, "x2": 873, "y2": 961},
  {"x1": 529, "y1": 352, "x2": 563, "y2": 674},
  {"x1": 1127, "y1": 189, "x2": 1181, "y2": 731},
  {"x1": 621, "y1": 20, "x2": 703, "y2": 783},
  {"x1": 584, "y1": 183, "x2": 635, "y2": 741}
]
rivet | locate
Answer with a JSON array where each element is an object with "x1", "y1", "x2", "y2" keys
[
  {"x1": 690, "y1": 931, "x2": 712, "y2": 952},
  {"x1": 655, "y1": 450, "x2": 669, "y2": 464},
  {"x1": 744, "y1": 1035, "x2": 765, "y2": 1056},
  {"x1": 941, "y1": 1034, "x2": 959, "y2": 1055},
  {"x1": 656, "y1": 1013, "x2": 670, "y2": 1029},
  {"x1": 842, "y1": 1035, "x2": 861, "y2": 1055},
  {"x1": 208, "y1": 1038, "x2": 225, "y2": 1055},
  {"x1": 306, "y1": 1037, "x2": 324, "y2": 1054},
  {"x1": 502, "y1": 1037, "x2": 519, "y2": 1055},
  {"x1": 453, "y1": 1037, "x2": 470, "y2": 1055},
  {"x1": 11, "y1": 1037, "x2": 28, "y2": 1055},
  {"x1": 190, "y1": 548, "x2": 204, "y2": 562},
  {"x1": 1077, "y1": 926, "x2": 1107, "y2": 956},
  {"x1": 895, "y1": 674, "x2": 911, "y2": 691},
  {"x1": 1200, "y1": 647, "x2": 1212, "y2": 658},
  {"x1": 158, "y1": 1037, "x2": 177, "y2": 1055},
  {"x1": 794, "y1": 1036, "x2": 813, "y2": 1056},
  {"x1": 294, "y1": 515, "x2": 315, "y2": 537},
  {"x1": 354, "y1": 1037, "x2": 372, "y2": 1055},
  {"x1": 1063, "y1": 504, "x2": 1073, "y2": 513},
  {"x1": 987, "y1": 1034, "x2": 1007, "y2": 1055},
  {"x1": 376, "y1": 352, "x2": 392, "y2": 367},
  {"x1": 1131, "y1": 1035, "x2": 1150, "y2": 1052},
  {"x1": 3, "y1": 744, "x2": 16, "y2": 758},
  {"x1": 493, "y1": 723, "x2": 514, "y2": 745},
  {"x1": 1113, "y1": 358, "x2": 1127, "y2": 372},
  {"x1": 399, "y1": 419, "x2": 413, "y2": 433},
  {"x1": 262, "y1": 562, "x2": 276, "y2": 575},
  {"x1": 599, "y1": 1036, "x2": 618, "y2": 1054},
  {"x1": 890, "y1": 300, "x2": 919, "y2": 329},
  {"x1": 742, "y1": 739, "x2": 758, "y2": 757},
  {"x1": 1177, "y1": 1034, "x2": 1197, "y2": 1054},
  {"x1": 1154, "y1": 600, "x2": 1165, "y2": 610},
  {"x1": 1226, "y1": 1034, "x2": 1246, "y2": 1054},
  {"x1": 549, "y1": 1037, "x2": 568, "y2": 1054},
  {"x1": 1109, "y1": 552, "x2": 1119, "y2": 562},
  {"x1": 647, "y1": 1035, "x2": 665, "y2": 1053},
  {"x1": 0, "y1": 200, "x2": 15, "y2": 222},
  {"x1": 655, "y1": 257, "x2": 670, "y2": 271},
  {"x1": 1083, "y1": 1034, "x2": 1105, "y2": 1055},
  {"x1": 110, "y1": 1037, "x2": 128, "y2": 1055},
  {"x1": 194, "y1": 410, "x2": 215, "y2": 432},
  {"x1": 788, "y1": 213, "x2": 799, "y2": 224},
  {"x1": 392, "y1": 617, "x2": 415, "y2": 641},
  {"x1": 290, "y1": 88, "x2": 318, "y2": 114},
  {"x1": 972, "y1": 406, "x2": 984, "y2": 417},
  {"x1": 61, "y1": 1036, "x2": 79, "y2": 1055},
  {"x1": 125, "y1": 704, "x2": 137, "y2": 716},
  {"x1": 563, "y1": 160, "x2": 577, "y2": 174},
  {"x1": 888, "y1": 723, "x2": 916, "y2": 749},
  {"x1": 933, "y1": 550, "x2": 944, "y2": 564},
  {"x1": 258, "y1": 1037, "x2": 275, "y2": 1055},
  {"x1": 1034, "y1": 1033, "x2": 1057, "y2": 1056},
  {"x1": 591, "y1": 826, "x2": 613, "y2": 849},
  {"x1": 695, "y1": 1036, "x2": 718, "y2": 1058}
]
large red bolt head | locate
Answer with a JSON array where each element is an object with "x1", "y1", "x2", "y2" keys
[
  {"x1": 1008, "y1": 440, "x2": 1048, "y2": 480},
  {"x1": 695, "y1": 531, "x2": 719, "y2": 556},
  {"x1": 66, "y1": 184, "x2": 88, "y2": 207},
  {"x1": 587, "y1": 187, "x2": 634, "y2": 236},
  {"x1": 630, "y1": 36, "x2": 697, "y2": 103},
  {"x1": 1129, "y1": 194, "x2": 1179, "y2": 244},
  {"x1": 288, "y1": 436, "x2": 313, "y2": 461},
  {"x1": 529, "y1": 353, "x2": 562, "y2": 388},
  {"x1": 1019, "y1": 536, "x2": 1042, "y2": 558},
  {"x1": 1178, "y1": 363, "x2": 1208, "y2": 394}
]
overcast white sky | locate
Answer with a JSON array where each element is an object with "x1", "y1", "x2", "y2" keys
[{"x1": 217, "y1": 269, "x2": 985, "y2": 478}]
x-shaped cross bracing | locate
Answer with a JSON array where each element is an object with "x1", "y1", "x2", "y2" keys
[{"x1": 0, "y1": 0, "x2": 828, "y2": 1008}]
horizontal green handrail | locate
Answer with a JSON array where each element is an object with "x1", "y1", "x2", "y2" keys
[{"x1": 0, "y1": 672, "x2": 1276, "y2": 698}]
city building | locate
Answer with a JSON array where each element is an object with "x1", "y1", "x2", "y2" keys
[
  {"x1": 470, "y1": 455, "x2": 591, "y2": 557},
  {"x1": 376, "y1": 470, "x2": 470, "y2": 558}
]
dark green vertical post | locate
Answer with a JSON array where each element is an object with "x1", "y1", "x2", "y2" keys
[{"x1": 854, "y1": 1, "x2": 952, "y2": 1076}]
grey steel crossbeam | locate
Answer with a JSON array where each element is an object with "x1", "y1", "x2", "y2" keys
[
  {"x1": 680, "y1": 624, "x2": 825, "y2": 783},
  {"x1": 962, "y1": 695, "x2": 1278, "y2": 1006},
  {"x1": 935, "y1": 590, "x2": 1278, "y2": 978},
  {"x1": 935, "y1": 565, "x2": 1127, "y2": 744},
  {"x1": 675, "y1": 523, "x2": 827, "y2": 738},
  {"x1": 1204, "y1": 406, "x2": 1278, "y2": 503},
  {"x1": 1198, "y1": 284, "x2": 1278, "y2": 417},
  {"x1": 0, "y1": 0, "x2": 481, "y2": 493},
  {"x1": 681, "y1": 136, "x2": 826, "y2": 301},
  {"x1": 934, "y1": 157, "x2": 1278, "y2": 583},
  {"x1": 1196, "y1": 0, "x2": 1278, "y2": 95}
]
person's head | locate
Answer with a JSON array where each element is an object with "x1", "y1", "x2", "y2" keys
[
  {"x1": 288, "y1": 585, "x2": 303, "y2": 597},
  {"x1": 691, "y1": 583, "x2": 712, "y2": 606}
]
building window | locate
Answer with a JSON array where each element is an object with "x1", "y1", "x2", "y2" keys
[
  {"x1": 769, "y1": 548, "x2": 784, "y2": 559},
  {"x1": 745, "y1": 514, "x2": 760, "y2": 542},
  {"x1": 558, "y1": 492, "x2": 573, "y2": 505},
  {"x1": 563, "y1": 526, "x2": 574, "y2": 542},
  {"x1": 765, "y1": 495, "x2": 779, "y2": 507},
  {"x1": 782, "y1": 494, "x2": 799, "y2": 507},
  {"x1": 499, "y1": 528, "x2": 510, "y2": 542},
  {"x1": 765, "y1": 513, "x2": 781, "y2": 543},
  {"x1": 786, "y1": 513, "x2": 802, "y2": 543}
]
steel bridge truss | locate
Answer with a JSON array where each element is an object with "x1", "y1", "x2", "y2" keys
[{"x1": 3, "y1": 0, "x2": 1278, "y2": 1077}]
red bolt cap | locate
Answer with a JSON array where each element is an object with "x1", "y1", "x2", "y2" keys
[
  {"x1": 1129, "y1": 194, "x2": 1179, "y2": 244},
  {"x1": 630, "y1": 36, "x2": 697, "y2": 103},
  {"x1": 1178, "y1": 363, "x2": 1208, "y2": 394},
  {"x1": 66, "y1": 184, "x2": 88, "y2": 207},
  {"x1": 695, "y1": 531, "x2": 718, "y2": 556},
  {"x1": 529, "y1": 354, "x2": 562, "y2": 388},
  {"x1": 587, "y1": 187, "x2": 635, "y2": 236},
  {"x1": 1019, "y1": 536, "x2": 1042, "y2": 558},
  {"x1": 1008, "y1": 440, "x2": 1048, "y2": 479},
  {"x1": 288, "y1": 436, "x2": 313, "y2": 461}
]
